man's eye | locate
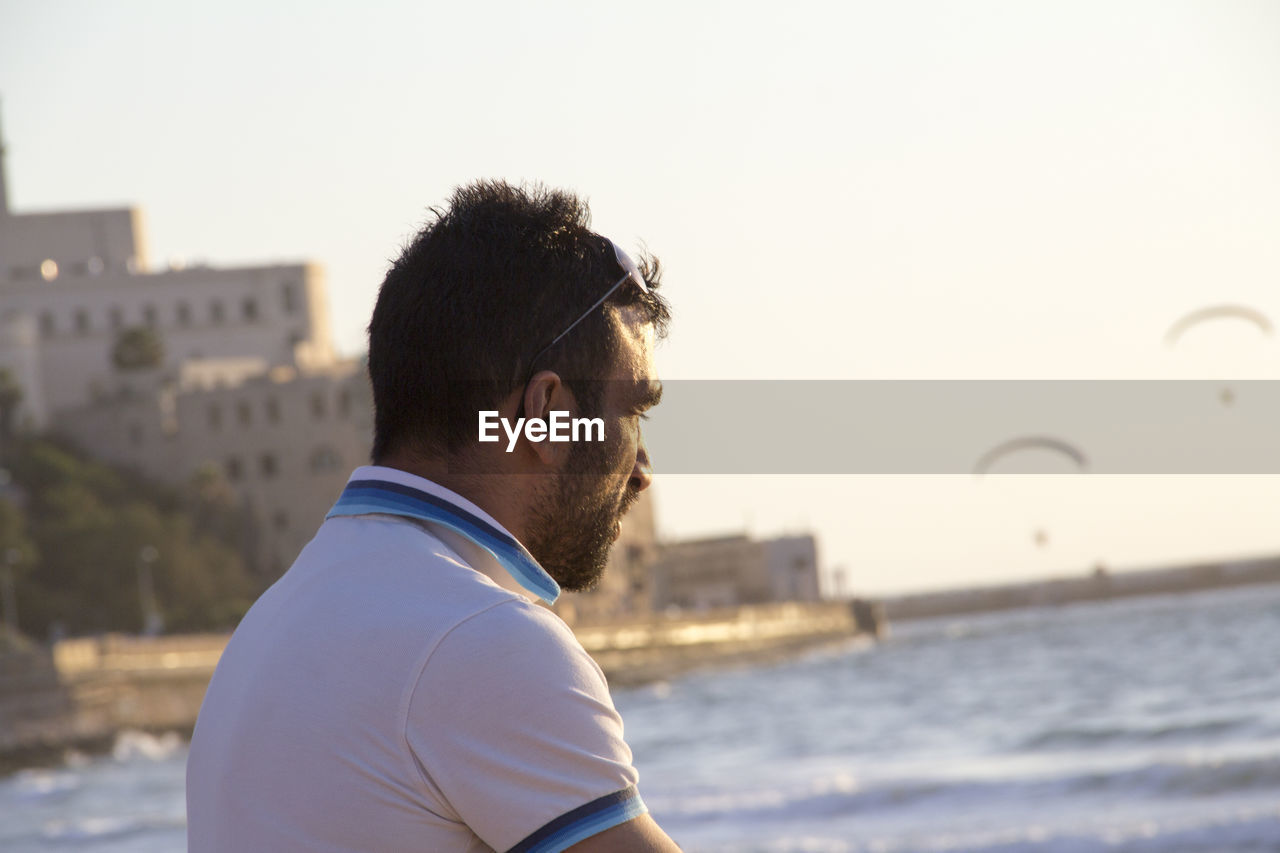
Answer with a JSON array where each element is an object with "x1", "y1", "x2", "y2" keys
[{"x1": 637, "y1": 412, "x2": 651, "y2": 422}]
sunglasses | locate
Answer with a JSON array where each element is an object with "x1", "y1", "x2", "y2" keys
[
  {"x1": 524, "y1": 238, "x2": 649, "y2": 374},
  {"x1": 510, "y1": 239, "x2": 648, "y2": 422}
]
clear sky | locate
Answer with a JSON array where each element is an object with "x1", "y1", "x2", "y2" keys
[{"x1": 3, "y1": 0, "x2": 1279, "y2": 593}]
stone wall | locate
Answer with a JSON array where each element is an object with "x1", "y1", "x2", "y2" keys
[{"x1": 0, "y1": 604, "x2": 871, "y2": 769}]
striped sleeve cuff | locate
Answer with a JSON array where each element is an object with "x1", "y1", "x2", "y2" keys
[{"x1": 507, "y1": 786, "x2": 648, "y2": 853}]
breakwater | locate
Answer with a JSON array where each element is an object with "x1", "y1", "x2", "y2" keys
[
  {"x1": 580, "y1": 601, "x2": 873, "y2": 685},
  {"x1": 882, "y1": 555, "x2": 1280, "y2": 622},
  {"x1": 0, "y1": 602, "x2": 870, "y2": 770},
  {"x1": 0, "y1": 634, "x2": 225, "y2": 772}
]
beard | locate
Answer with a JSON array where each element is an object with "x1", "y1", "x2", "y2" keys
[{"x1": 524, "y1": 439, "x2": 641, "y2": 593}]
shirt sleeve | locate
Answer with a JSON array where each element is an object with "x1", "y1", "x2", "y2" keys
[{"x1": 405, "y1": 600, "x2": 648, "y2": 852}]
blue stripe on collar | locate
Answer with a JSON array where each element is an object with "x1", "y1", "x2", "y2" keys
[{"x1": 327, "y1": 478, "x2": 560, "y2": 604}]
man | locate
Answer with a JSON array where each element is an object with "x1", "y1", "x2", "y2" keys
[{"x1": 187, "y1": 181, "x2": 680, "y2": 851}]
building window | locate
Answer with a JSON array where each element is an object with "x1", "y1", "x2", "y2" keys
[
  {"x1": 143, "y1": 305, "x2": 157, "y2": 327},
  {"x1": 310, "y1": 447, "x2": 342, "y2": 473},
  {"x1": 242, "y1": 297, "x2": 259, "y2": 321},
  {"x1": 210, "y1": 301, "x2": 225, "y2": 324},
  {"x1": 265, "y1": 397, "x2": 280, "y2": 424},
  {"x1": 272, "y1": 510, "x2": 289, "y2": 531},
  {"x1": 176, "y1": 302, "x2": 191, "y2": 326},
  {"x1": 310, "y1": 392, "x2": 326, "y2": 420},
  {"x1": 282, "y1": 281, "x2": 297, "y2": 314},
  {"x1": 110, "y1": 306, "x2": 124, "y2": 329},
  {"x1": 39, "y1": 312, "x2": 55, "y2": 337},
  {"x1": 208, "y1": 404, "x2": 222, "y2": 430},
  {"x1": 237, "y1": 401, "x2": 252, "y2": 427},
  {"x1": 337, "y1": 389, "x2": 351, "y2": 418},
  {"x1": 75, "y1": 309, "x2": 90, "y2": 334},
  {"x1": 259, "y1": 453, "x2": 278, "y2": 478},
  {"x1": 226, "y1": 456, "x2": 242, "y2": 482}
]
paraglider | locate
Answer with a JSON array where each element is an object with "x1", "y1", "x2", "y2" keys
[
  {"x1": 1163, "y1": 304, "x2": 1272, "y2": 348},
  {"x1": 974, "y1": 435, "x2": 1088, "y2": 549},
  {"x1": 1164, "y1": 304, "x2": 1272, "y2": 407},
  {"x1": 973, "y1": 435, "x2": 1088, "y2": 477}
]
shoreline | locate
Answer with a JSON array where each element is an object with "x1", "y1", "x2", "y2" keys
[
  {"x1": 5, "y1": 578, "x2": 1279, "y2": 776},
  {"x1": 0, "y1": 602, "x2": 871, "y2": 775}
]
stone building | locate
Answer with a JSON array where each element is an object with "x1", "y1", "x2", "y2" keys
[
  {"x1": 54, "y1": 362, "x2": 372, "y2": 574},
  {"x1": 0, "y1": 214, "x2": 333, "y2": 426},
  {"x1": 0, "y1": 119, "x2": 356, "y2": 574},
  {"x1": 651, "y1": 533, "x2": 822, "y2": 611}
]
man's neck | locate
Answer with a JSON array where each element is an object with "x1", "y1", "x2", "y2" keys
[{"x1": 376, "y1": 448, "x2": 529, "y2": 543}]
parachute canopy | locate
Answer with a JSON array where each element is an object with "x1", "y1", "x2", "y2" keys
[
  {"x1": 1164, "y1": 305, "x2": 1273, "y2": 347},
  {"x1": 973, "y1": 435, "x2": 1088, "y2": 476}
]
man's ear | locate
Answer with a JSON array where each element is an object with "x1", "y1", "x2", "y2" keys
[{"x1": 521, "y1": 370, "x2": 576, "y2": 466}]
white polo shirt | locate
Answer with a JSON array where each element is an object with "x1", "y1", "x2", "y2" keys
[{"x1": 187, "y1": 466, "x2": 646, "y2": 852}]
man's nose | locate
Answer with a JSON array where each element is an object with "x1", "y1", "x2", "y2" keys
[{"x1": 629, "y1": 437, "x2": 653, "y2": 493}]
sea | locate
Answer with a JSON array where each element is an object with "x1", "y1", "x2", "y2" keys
[{"x1": 2, "y1": 583, "x2": 1278, "y2": 852}]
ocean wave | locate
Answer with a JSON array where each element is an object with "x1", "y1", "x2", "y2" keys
[
  {"x1": 648, "y1": 747, "x2": 1280, "y2": 827},
  {"x1": 663, "y1": 802, "x2": 1280, "y2": 852},
  {"x1": 41, "y1": 815, "x2": 147, "y2": 844},
  {"x1": 1020, "y1": 716, "x2": 1248, "y2": 750},
  {"x1": 110, "y1": 730, "x2": 185, "y2": 764},
  {"x1": 38, "y1": 813, "x2": 186, "y2": 846},
  {"x1": 1073, "y1": 751, "x2": 1280, "y2": 798},
  {"x1": 7, "y1": 767, "x2": 82, "y2": 802}
]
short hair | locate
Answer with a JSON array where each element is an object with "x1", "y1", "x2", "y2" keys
[{"x1": 367, "y1": 180, "x2": 670, "y2": 461}]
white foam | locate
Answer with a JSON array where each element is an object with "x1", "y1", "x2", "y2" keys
[{"x1": 110, "y1": 730, "x2": 184, "y2": 763}]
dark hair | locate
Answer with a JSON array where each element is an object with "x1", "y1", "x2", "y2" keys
[{"x1": 367, "y1": 180, "x2": 670, "y2": 461}]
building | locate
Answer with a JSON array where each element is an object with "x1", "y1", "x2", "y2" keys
[
  {"x1": 651, "y1": 532, "x2": 822, "y2": 611},
  {"x1": 764, "y1": 536, "x2": 823, "y2": 602},
  {"x1": 0, "y1": 208, "x2": 333, "y2": 426},
  {"x1": 0, "y1": 119, "x2": 660, "y2": 614},
  {"x1": 53, "y1": 362, "x2": 373, "y2": 574},
  {"x1": 0, "y1": 115, "x2": 354, "y2": 574}
]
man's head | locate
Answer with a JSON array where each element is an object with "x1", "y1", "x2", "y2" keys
[
  {"x1": 367, "y1": 180, "x2": 669, "y2": 590},
  {"x1": 521, "y1": 305, "x2": 664, "y2": 590}
]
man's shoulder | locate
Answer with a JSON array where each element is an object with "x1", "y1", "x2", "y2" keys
[
  {"x1": 409, "y1": 593, "x2": 611, "y2": 724},
  {"x1": 428, "y1": 593, "x2": 589, "y2": 681},
  {"x1": 303, "y1": 512, "x2": 528, "y2": 607},
  {"x1": 225, "y1": 513, "x2": 534, "y2": 677},
  {"x1": 308, "y1": 513, "x2": 571, "y2": 667}
]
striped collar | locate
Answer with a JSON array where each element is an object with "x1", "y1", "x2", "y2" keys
[{"x1": 326, "y1": 466, "x2": 560, "y2": 604}]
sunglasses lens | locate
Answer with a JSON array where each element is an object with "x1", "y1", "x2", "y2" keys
[{"x1": 610, "y1": 240, "x2": 649, "y2": 294}]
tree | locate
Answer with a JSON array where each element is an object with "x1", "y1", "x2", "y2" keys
[
  {"x1": 111, "y1": 326, "x2": 165, "y2": 371},
  {"x1": 1, "y1": 436, "x2": 264, "y2": 637},
  {"x1": 0, "y1": 498, "x2": 38, "y2": 646},
  {"x1": 0, "y1": 367, "x2": 22, "y2": 439}
]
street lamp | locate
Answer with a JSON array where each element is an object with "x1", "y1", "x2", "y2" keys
[{"x1": 137, "y1": 545, "x2": 164, "y2": 636}]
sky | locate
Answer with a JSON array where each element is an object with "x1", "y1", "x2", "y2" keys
[{"x1": 2, "y1": 0, "x2": 1279, "y2": 594}]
